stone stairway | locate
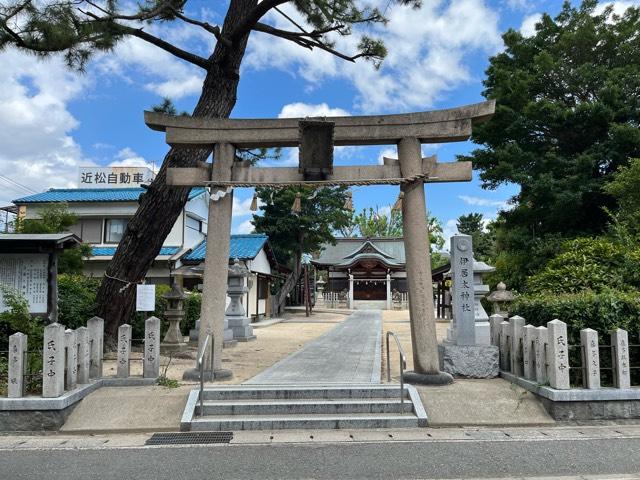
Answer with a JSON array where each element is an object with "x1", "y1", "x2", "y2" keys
[{"x1": 180, "y1": 385, "x2": 427, "y2": 431}]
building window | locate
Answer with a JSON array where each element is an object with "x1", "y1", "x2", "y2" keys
[
  {"x1": 186, "y1": 216, "x2": 202, "y2": 232},
  {"x1": 104, "y1": 218, "x2": 129, "y2": 243}
]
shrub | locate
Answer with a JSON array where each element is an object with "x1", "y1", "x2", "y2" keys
[
  {"x1": 130, "y1": 284, "x2": 171, "y2": 340},
  {"x1": 511, "y1": 289, "x2": 640, "y2": 345},
  {"x1": 0, "y1": 284, "x2": 45, "y2": 351},
  {"x1": 57, "y1": 274, "x2": 100, "y2": 329},
  {"x1": 182, "y1": 291, "x2": 201, "y2": 335},
  {"x1": 526, "y1": 237, "x2": 640, "y2": 295}
]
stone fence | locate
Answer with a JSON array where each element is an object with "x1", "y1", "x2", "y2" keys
[
  {"x1": 6, "y1": 316, "x2": 161, "y2": 399},
  {"x1": 491, "y1": 314, "x2": 636, "y2": 390}
]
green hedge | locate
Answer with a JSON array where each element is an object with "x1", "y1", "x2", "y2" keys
[{"x1": 511, "y1": 289, "x2": 640, "y2": 344}]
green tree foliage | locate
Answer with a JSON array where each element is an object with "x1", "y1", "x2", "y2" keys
[
  {"x1": 456, "y1": 212, "x2": 494, "y2": 261},
  {"x1": 526, "y1": 237, "x2": 640, "y2": 295},
  {"x1": 461, "y1": 1, "x2": 640, "y2": 289},
  {"x1": 57, "y1": 274, "x2": 100, "y2": 328},
  {"x1": 15, "y1": 203, "x2": 92, "y2": 275},
  {"x1": 0, "y1": 284, "x2": 44, "y2": 351},
  {"x1": 252, "y1": 186, "x2": 352, "y2": 268},
  {"x1": 351, "y1": 207, "x2": 403, "y2": 237},
  {"x1": 604, "y1": 158, "x2": 640, "y2": 238}
]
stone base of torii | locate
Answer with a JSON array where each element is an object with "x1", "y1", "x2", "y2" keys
[{"x1": 145, "y1": 100, "x2": 496, "y2": 385}]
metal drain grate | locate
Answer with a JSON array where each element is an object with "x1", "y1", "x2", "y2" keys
[{"x1": 146, "y1": 432, "x2": 234, "y2": 445}]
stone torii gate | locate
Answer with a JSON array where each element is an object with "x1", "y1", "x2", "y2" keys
[{"x1": 145, "y1": 100, "x2": 495, "y2": 384}]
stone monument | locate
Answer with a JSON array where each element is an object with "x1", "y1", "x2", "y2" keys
[{"x1": 439, "y1": 235, "x2": 499, "y2": 378}]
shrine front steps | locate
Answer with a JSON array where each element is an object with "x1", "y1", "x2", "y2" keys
[{"x1": 180, "y1": 384, "x2": 427, "y2": 431}]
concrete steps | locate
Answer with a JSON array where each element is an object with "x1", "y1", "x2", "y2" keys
[{"x1": 181, "y1": 385, "x2": 428, "y2": 431}]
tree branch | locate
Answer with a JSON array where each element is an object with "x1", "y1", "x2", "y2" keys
[
  {"x1": 169, "y1": 8, "x2": 231, "y2": 47},
  {"x1": 229, "y1": 0, "x2": 290, "y2": 42}
]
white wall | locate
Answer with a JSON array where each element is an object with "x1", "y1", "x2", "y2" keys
[
  {"x1": 164, "y1": 210, "x2": 184, "y2": 247},
  {"x1": 247, "y1": 249, "x2": 271, "y2": 275}
]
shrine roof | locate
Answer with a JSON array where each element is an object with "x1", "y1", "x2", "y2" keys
[
  {"x1": 13, "y1": 187, "x2": 206, "y2": 204},
  {"x1": 0, "y1": 233, "x2": 81, "y2": 253},
  {"x1": 183, "y1": 234, "x2": 269, "y2": 262},
  {"x1": 313, "y1": 238, "x2": 406, "y2": 267}
]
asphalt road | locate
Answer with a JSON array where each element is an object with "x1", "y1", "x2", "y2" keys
[{"x1": 1, "y1": 437, "x2": 639, "y2": 479}]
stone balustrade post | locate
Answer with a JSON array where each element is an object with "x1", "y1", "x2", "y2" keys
[
  {"x1": 522, "y1": 325, "x2": 536, "y2": 381},
  {"x1": 489, "y1": 314, "x2": 503, "y2": 347},
  {"x1": 8, "y1": 332, "x2": 27, "y2": 398},
  {"x1": 64, "y1": 329, "x2": 78, "y2": 390},
  {"x1": 76, "y1": 326, "x2": 90, "y2": 384},
  {"x1": 117, "y1": 324, "x2": 132, "y2": 378},
  {"x1": 547, "y1": 319, "x2": 570, "y2": 390},
  {"x1": 534, "y1": 326, "x2": 548, "y2": 384},
  {"x1": 144, "y1": 316, "x2": 161, "y2": 378},
  {"x1": 580, "y1": 328, "x2": 600, "y2": 389},
  {"x1": 509, "y1": 316, "x2": 525, "y2": 377},
  {"x1": 499, "y1": 321, "x2": 510, "y2": 371},
  {"x1": 87, "y1": 316, "x2": 104, "y2": 379},
  {"x1": 612, "y1": 328, "x2": 631, "y2": 389},
  {"x1": 43, "y1": 323, "x2": 65, "y2": 398}
]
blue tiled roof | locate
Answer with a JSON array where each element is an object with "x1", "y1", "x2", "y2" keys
[
  {"x1": 14, "y1": 187, "x2": 206, "y2": 204},
  {"x1": 92, "y1": 246, "x2": 180, "y2": 257},
  {"x1": 183, "y1": 234, "x2": 268, "y2": 262}
]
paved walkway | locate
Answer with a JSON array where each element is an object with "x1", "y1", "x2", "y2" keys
[{"x1": 246, "y1": 310, "x2": 382, "y2": 385}]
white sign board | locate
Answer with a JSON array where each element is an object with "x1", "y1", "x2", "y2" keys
[
  {"x1": 136, "y1": 284, "x2": 156, "y2": 312},
  {"x1": 78, "y1": 166, "x2": 155, "y2": 188},
  {"x1": 0, "y1": 254, "x2": 48, "y2": 314}
]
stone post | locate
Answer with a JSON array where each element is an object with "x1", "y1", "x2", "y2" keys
[
  {"x1": 451, "y1": 235, "x2": 475, "y2": 346},
  {"x1": 580, "y1": 328, "x2": 600, "y2": 389},
  {"x1": 8, "y1": 332, "x2": 27, "y2": 398},
  {"x1": 186, "y1": 142, "x2": 235, "y2": 381},
  {"x1": 522, "y1": 325, "x2": 536, "y2": 381},
  {"x1": 64, "y1": 329, "x2": 78, "y2": 390},
  {"x1": 489, "y1": 314, "x2": 503, "y2": 347},
  {"x1": 612, "y1": 328, "x2": 631, "y2": 389},
  {"x1": 509, "y1": 316, "x2": 525, "y2": 377},
  {"x1": 42, "y1": 323, "x2": 65, "y2": 398},
  {"x1": 547, "y1": 319, "x2": 570, "y2": 390},
  {"x1": 386, "y1": 273, "x2": 392, "y2": 310},
  {"x1": 348, "y1": 274, "x2": 354, "y2": 310},
  {"x1": 499, "y1": 321, "x2": 510, "y2": 371},
  {"x1": 87, "y1": 316, "x2": 104, "y2": 379},
  {"x1": 398, "y1": 137, "x2": 451, "y2": 384},
  {"x1": 534, "y1": 326, "x2": 548, "y2": 384},
  {"x1": 76, "y1": 326, "x2": 90, "y2": 384},
  {"x1": 117, "y1": 324, "x2": 132, "y2": 378},
  {"x1": 143, "y1": 316, "x2": 160, "y2": 379}
]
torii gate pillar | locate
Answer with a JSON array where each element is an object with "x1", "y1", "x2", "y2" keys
[
  {"x1": 399, "y1": 137, "x2": 453, "y2": 384},
  {"x1": 183, "y1": 143, "x2": 234, "y2": 381}
]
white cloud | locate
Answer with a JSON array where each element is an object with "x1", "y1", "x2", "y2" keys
[
  {"x1": 108, "y1": 147, "x2": 157, "y2": 171},
  {"x1": 234, "y1": 219, "x2": 255, "y2": 234},
  {"x1": 458, "y1": 195, "x2": 509, "y2": 210},
  {"x1": 507, "y1": 0, "x2": 530, "y2": 10},
  {"x1": 0, "y1": 50, "x2": 91, "y2": 204},
  {"x1": 441, "y1": 219, "x2": 459, "y2": 247},
  {"x1": 520, "y1": 13, "x2": 542, "y2": 37},
  {"x1": 594, "y1": 1, "x2": 640, "y2": 17},
  {"x1": 233, "y1": 194, "x2": 262, "y2": 217},
  {"x1": 278, "y1": 102, "x2": 350, "y2": 118},
  {"x1": 245, "y1": 0, "x2": 503, "y2": 112}
]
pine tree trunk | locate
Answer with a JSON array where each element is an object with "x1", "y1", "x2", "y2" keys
[{"x1": 96, "y1": 0, "x2": 257, "y2": 342}]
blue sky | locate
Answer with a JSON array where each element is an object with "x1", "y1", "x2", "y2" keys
[{"x1": 1, "y1": 0, "x2": 637, "y2": 243}]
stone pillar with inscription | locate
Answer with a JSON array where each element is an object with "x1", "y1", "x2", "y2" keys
[
  {"x1": 612, "y1": 328, "x2": 631, "y2": 389},
  {"x1": 42, "y1": 323, "x2": 65, "y2": 398},
  {"x1": 348, "y1": 274, "x2": 354, "y2": 310},
  {"x1": 87, "y1": 316, "x2": 104, "y2": 379},
  {"x1": 522, "y1": 325, "x2": 536, "y2": 381},
  {"x1": 64, "y1": 329, "x2": 78, "y2": 390},
  {"x1": 534, "y1": 326, "x2": 548, "y2": 384},
  {"x1": 489, "y1": 314, "x2": 503, "y2": 348},
  {"x1": 143, "y1": 316, "x2": 160, "y2": 378},
  {"x1": 117, "y1": 324, "x2": 132, "y2": 378},
  {"x1": 76, "y1": 326, "x2": 90, "y2": 384},
  {"x1": 386, "y1": 273, "x2": 392, "y2": 310},
  {"x1": 547, "y1": 319, "x2": 570, "y2": 390},
  {"x1": 8, "y1": 332, "x2": 27, "y2": 398},
  {"x1": 509, "y1": 316, "x2": 525, "y2": 377},
  {"x1": 499, "y1": 321, "x2": 510, "y2": 372},
  {"x1": 580, "y1": 328, "x2": 600, "y2": 389},
  {"x1": 437, "y1": 235, "x2": 499, "y2": 379}
]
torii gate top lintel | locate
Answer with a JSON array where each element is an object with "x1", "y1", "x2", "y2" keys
[{"x1": 144, "y1": 99, "x2": 495, "y2": 148}]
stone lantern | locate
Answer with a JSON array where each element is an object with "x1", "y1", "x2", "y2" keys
[
  {"x1": 315, "y1": 279, "x2": 326, "y2": 307},
  {"x1": 487, "y1": 282, "x2": 515, "y2": 317},
  {"x1": 226, "y1": 258, "x2": 256, "y2": 342},
  {"x1": 161, "y1": 283, "x2": 188, "y2": 353}
]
